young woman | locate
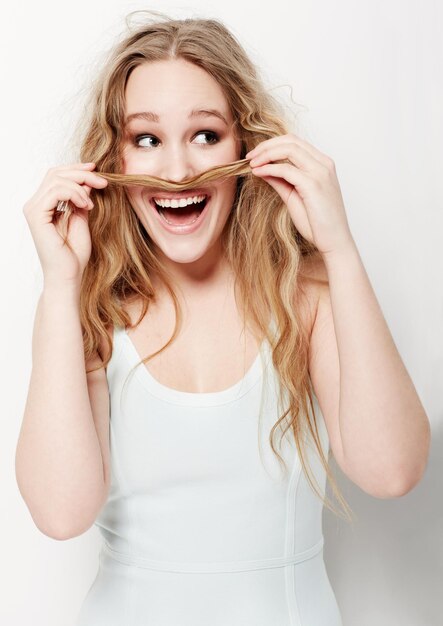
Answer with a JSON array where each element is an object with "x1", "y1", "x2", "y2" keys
[{"x1": 16, "y1": 12, "x2": 430, "y2": 626}]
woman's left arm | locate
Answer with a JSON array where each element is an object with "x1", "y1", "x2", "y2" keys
[
  {"x1": 312, "y1": 240, "x2": 430, "y2": 498},
  {"x1": 246, "y1": 134, "x2": 431, "y2": 498}
]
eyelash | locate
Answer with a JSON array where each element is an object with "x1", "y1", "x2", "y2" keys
[{"x1": 132, "y1": 130, "x2": 220, "y2": 149}]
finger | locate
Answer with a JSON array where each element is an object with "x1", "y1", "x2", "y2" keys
[
  {"x1": 288, "y1": 135, "x2": 334, "y2": 167},
  {"x1": 55, "y1": 180, "x2": 94, "y2": 208},
  {"x1": 56, "y1": 170, "x2": 108, "y2": 189},
  {"x1": 250, "y1": 143, "x2": 322, "y2": 173},
  {"x1": 256, "y1": 173, "x2": 295, "y2": 205},
  {"x1": 54, "y1": 162, "x2": 97, "y2": 171},
  {"x1": 251, "y1": 162, "x2": 306, "y2": 191},
  {"x1": 33, "y1": 180, "x2": 93, "y2": 215},
  {"x1": 247, "y1": 134, "x2": 330, "y2": 167}
]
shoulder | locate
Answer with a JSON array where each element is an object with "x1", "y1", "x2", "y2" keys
[
  {"x1": 88, "y1": 296, "x2": 142, "y2": 366},
  {"x1": 98, "y1": 324, "x2": 115, "y2": 362},
  {"x1": 296, "y1": 252, "x2": 329, "y2": 337},
  {"x1": 85, "y1": 323, "x2": 115, "y2": 371},
  {"x1": 299, "y1": 252, "x2": 329, "y2": 287}
]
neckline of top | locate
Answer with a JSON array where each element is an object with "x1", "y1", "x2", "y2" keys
[{"x1": 113, "y1": 320, "x2": 275, "y2": 407}]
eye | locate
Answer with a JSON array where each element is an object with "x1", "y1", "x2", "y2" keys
[
  {"x1": 134, "y1": 135, "x2": 159, "y2": 149},
  {"x1": 132, "y1": 130, "x2": 220, "y2": 149},
  {"x1": 193, "y1": 131, "x2": 219, "y2": 145}
]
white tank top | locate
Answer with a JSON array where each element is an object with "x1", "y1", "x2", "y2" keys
[{"x1": 80, "y1": 320, "x2": 343, "y2": 626}]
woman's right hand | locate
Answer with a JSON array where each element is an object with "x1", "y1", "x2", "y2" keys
[{"x1": 23, "y1": 162, "x2": 108, "y2": 287}]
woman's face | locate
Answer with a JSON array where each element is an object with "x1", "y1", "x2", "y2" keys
[{"x1": 121, "y1": 58, "x2": 241, "y2": 271}]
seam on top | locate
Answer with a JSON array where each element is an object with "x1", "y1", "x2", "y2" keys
[
  {"x1": 285, "y1": 441, "x2": 303, "y2": 626},
  {"x1": 101, "y1": 537, "x2": 324, "y2": 574}
]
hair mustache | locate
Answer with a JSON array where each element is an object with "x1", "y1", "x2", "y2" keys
[{"x1": 95, "y1": 158, "x2": 253, "y2": 191}]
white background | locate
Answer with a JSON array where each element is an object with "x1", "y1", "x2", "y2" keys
[{"x1": 1, "y1": 1, "x2": 442, "y2": 624}]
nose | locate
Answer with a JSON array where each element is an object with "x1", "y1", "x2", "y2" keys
[{"x1": 157, "y1": 145, "x2": 197, "y2": 184}]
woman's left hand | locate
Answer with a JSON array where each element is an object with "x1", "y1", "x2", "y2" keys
[{"x1": 246, "y1": 133, "x2": 354, "y2": 256}]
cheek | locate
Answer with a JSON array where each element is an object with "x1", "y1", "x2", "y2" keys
[
  {"x1": 216, "y1": 180, "x2": 238, "y2": 214},
  {"x1": 120, "y1": 142, "x2": 148, "y2": 174},
  {"x1": 121, "y1": 152, "x2": 138, "y2": 174},
  {"x1": 223, "y1": 138, "x2": 241, "y2": 161},
  {"x1": 203, "y1": 138, "x2": 240, "y2": 166}
]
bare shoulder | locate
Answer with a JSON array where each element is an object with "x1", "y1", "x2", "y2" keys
[
  {"x1": 297, "y1": 253, "x2": 329, "y2": 336},
  {"x1": 299, "y1": 252, "x2": 329, "y2": 290},
  {"x1": 85, "y1": 324, "x2": 114, "y2": 371}
]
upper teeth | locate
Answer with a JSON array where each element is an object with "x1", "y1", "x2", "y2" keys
[{"x1": 153, "y1": 195, "x2": 207, "y2": 208}]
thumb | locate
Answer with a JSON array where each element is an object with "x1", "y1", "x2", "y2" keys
[{"x1": 255, "y1": 174, "x2": 294, "y2": 205}]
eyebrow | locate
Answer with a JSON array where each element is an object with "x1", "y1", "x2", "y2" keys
[{"x1": 124, "y1": 108, "x2": 229, "y2": 126}]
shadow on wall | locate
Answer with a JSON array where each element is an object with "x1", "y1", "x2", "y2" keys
[{"x1": 323, "y1": 422, "x2": 442, "y2": 626}]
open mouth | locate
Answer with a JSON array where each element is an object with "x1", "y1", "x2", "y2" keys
[{"x1": 150, "y1": 195, "x2": 209, "y2": 226}]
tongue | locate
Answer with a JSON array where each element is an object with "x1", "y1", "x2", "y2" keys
[
  {"x1": 161, "y1": 206, "x2": 202, "y2": 225},
  {"x1": 160, "y1": 199, "x2": 205, "y2": 225}
]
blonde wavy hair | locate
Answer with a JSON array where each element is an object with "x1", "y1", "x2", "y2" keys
[{"x1": 58, "y1": 10, "x2": 354, "y2": 523}]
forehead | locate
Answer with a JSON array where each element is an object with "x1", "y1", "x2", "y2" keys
[{"x1": 124, "y1": 59, "x2": 231, "y2": 121}]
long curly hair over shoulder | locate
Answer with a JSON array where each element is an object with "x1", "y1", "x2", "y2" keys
[{"x1": 57, "y1": 10, "x2": 354, "y2": 523}]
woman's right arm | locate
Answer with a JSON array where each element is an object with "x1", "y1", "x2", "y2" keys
[
  {"x1": 15, "y1": 162, "x2": 110, "y2": 540},
  {"x1": 15, "y1": 280, "x2": 109, "y2": 540}
]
